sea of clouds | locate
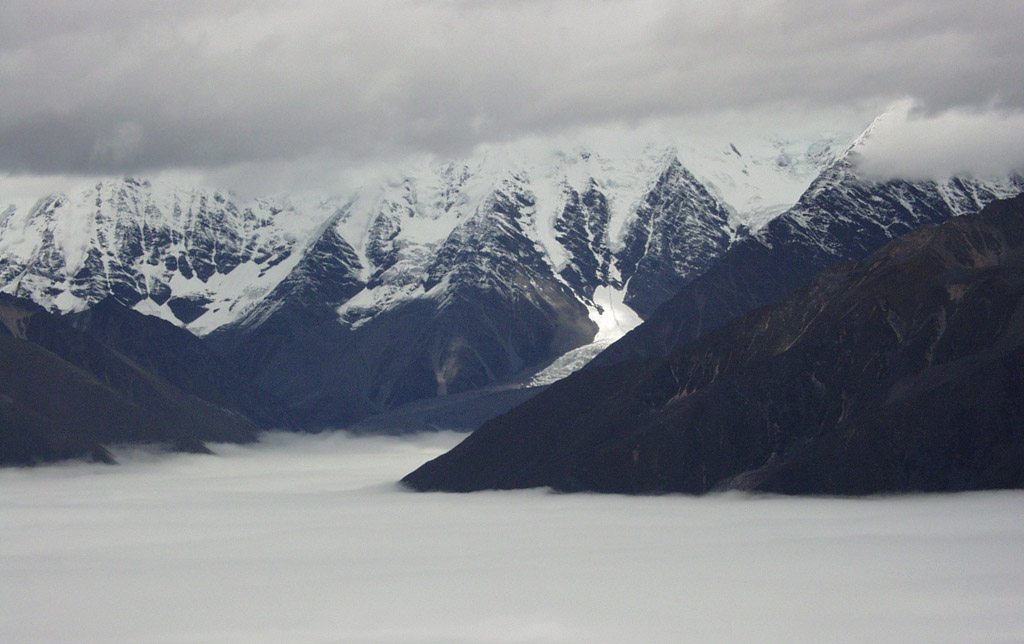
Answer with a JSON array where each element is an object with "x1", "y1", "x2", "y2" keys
[{"x1": 2, "y1": 431, "x2": 1022, "y2": 644}]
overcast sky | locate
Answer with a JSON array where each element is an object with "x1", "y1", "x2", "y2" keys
[{"x1": 1, "y1": 0, "x2": 1023, "y2": 188}]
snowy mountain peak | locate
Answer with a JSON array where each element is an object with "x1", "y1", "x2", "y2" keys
[
  {"x1": 7, "y1": 120, "x2": 1021, "y2": 427},
  {"x1": 0, "y1": 178, "x2": 334, "y2": 331},
  {"x1": 0, "y1": 130, "x2": 858, "y2": 371}
]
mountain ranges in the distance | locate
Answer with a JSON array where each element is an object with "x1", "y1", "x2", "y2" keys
[
  {"x1": 405, "y1": 193, "x2": 1024, "y2": 494},
  {"x1": 2, "y1": 121, "x2": 1023, "y2": 488},
  {"x1": 0, "y1": 133, "x2": 848, "y2": 432}
]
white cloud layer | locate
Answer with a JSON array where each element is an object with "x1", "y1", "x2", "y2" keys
[
  {"x1": 1, "y1": 0, "x2": 1022, "y2": 179},
  {"x1": 2, "y1": 432, "x2": 1023, "y2": 644},
  {"x1": 854, "y1": 102, "x2": 1024, "y2": 180}
]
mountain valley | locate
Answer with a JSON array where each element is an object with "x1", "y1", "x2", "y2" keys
[
  {"x1": 2, "y1": 123, "x2": 1023, "y2": 477},
  {"x1": 404, "y1": 194, "x2": 1024, "y2": 494}
]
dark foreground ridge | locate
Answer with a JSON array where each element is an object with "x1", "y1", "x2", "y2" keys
[
  {"x1": 66, "y1": 298, "x2": 295, "y2": 430},
  {"x1": 403, "y1": 194, "x2": 1024, "y2": 494},
  {"x1": 0, "y1": 295, "x2": 259, "y2": 466}
]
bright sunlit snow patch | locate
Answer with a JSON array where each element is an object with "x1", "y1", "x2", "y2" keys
[
  {"x1": 589, "y1": 285, "x2": 642, "y2": 343},
  {"x1": 529, "y1": 286, "x2": 642, "y2": 385},
  {"x1": 132, "y1": 297, "x2": 181, "y2": 325}
]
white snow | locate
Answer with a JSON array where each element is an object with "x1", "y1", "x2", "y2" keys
[
  {"x1": 602, "y1": 149, "x2": 672, "y2": 249},
  {"x1": 336, "y1": 281, "x2": 426, "y2": 327},
  {"x1": 528, "y1": 286, "x2": 642, "y2": 386},
  {"x1": 528, "y1": 341, "x2": 613, "y2": 386},
  {"x1": 182, "y1": 255, "x2": 308, "y2": 335},
  {"x1": 0, "y1": 178, "x2": 336, "y2": 333},
  {"x1": 50, "y1": 288, "x2": 89, "y2": 313},
  {"x1": 48, "y1": 187, "x2": 95, "y2": 276},
  {"x1": 0, "y1": 126, "x2": 862, "y2": 334},
  {"x1": 0, "y1": 201, "x2": 52, "y2": 266},
  {"x1": 588, "y1": 285, "x2": 643, "y2": 343},
  {"x1": 523, "y1": 169, "x2": 570, "y2": 273},
  {"x1": 2, "y1": 432, "x2": 1022, "y2": 644},
  {"x1": 132, "y1": 297, "x2": 181, "y2": 325}
]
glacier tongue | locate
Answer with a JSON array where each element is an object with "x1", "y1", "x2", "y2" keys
[
  {"x1": 529, "y1": 285, "x2": 642, "y2": 387},
  {"x1": 589, "y1": 285, "x2": 642, "y2": 343},
  {"x1": 528, "y1": 341, "x2": 615, "y2": 387}
]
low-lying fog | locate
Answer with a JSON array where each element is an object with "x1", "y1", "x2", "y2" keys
[{"x1": 2, "y1": 431, "x2": 1022, "y2": 644}]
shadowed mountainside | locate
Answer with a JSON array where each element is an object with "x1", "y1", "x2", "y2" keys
[
  {"x1": 65, "y1": 298, "x2": 294, "y2": 430},
  {"x1": 592, "y1": 161, "x2": 1024, "y2": 368},
  {"x1": 403, "y1": 194, "x2": 1024, "y2": 494},
  {"x1": 0, "y1": 295, "x2": 259, "y2": 466}
]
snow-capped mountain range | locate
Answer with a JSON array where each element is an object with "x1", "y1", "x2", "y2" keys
[
  {"x1": 2, "y1": 122, "x2": 1020, "y2": 427},
  {"x1": 590, "y1": 114, "x2": 1024, "y2": 368},
  {"x1": 0, "y1": 133, "x2": 844, "y2": 335}
]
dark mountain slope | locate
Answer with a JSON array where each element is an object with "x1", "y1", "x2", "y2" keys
[
  {"x1": 65, "y1": 298, "x2": 293, "y2": 429},
  {"x1": 403, "y1": 194, "x2": 1024, "y2": 494},
  {"x1": 592, "y1": 159, "x2": 1024, "y2": 367},
  {"x1": 342, "y1": 385, "x2": 546, "y2": 435},
  {"x1": 0, "y1": 295, "x2": 258, "y2": 466},
  {"x1": 206, "y1": 212, "x2": 366, "y2": 378},
  {"x1": 210, "y1": 185, "x2": 596, "y2": 427}
]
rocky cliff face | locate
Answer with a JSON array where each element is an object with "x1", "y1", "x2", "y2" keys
[
  {"x1": 0, "y1": 136, "x2": 855, "y2": 427},
  {"x1": 592, "y1": 156, "x2": 1024, "y2": 367},
  {"x1": 403, "y1": 194, "x2": 1024, "y2": 494},
  {"x1": 0, "y1": 179, "x2": 324, "y2": 331},
  {"x1": 614, "y1": 158, "x2": 734, "y2": 317}
]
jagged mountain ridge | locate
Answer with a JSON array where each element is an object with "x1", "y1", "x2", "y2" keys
[
  {"x1": 592, "y1": 153, "x2": 1024, "y2": 368},
  {"x1": 2, "y1": 123, "x2": 1021, "y2": 433},
  {"x1": 204, "y1": 153, "x2": 762, "y2": 425},
  {"x1": 0, "y1": 137, "x2": 844, "y2": 332},
  {"x1": 402, "y1": 194, "x2": 1024, "y2": 494},
  {"x1": 0, "y1": 178, "x2": 327, "y2": 333},
  {"x1": 1, "y1": 137, "x2": 844, "y2": 426}
]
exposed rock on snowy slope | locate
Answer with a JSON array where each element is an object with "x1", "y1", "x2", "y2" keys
[
  {"x1": 403, "y1": 194, "x2": 1024, "y2": 494},
  {"x1": 208, "y1": 171, "x2": 599, "y2": 425},
  {"x1": 0, "y1": 134, "x2": 848, "y2": 427},
  {"x1": 0, "y1": 179, "x2": 330, "y2": 331},
  {"x1": 205, "y1": 149, "x2": 776, "y2": 425},
  {"x1": 593, "y1": 148, "x2": 1024, "y2": 368},
  {"x1": 610, "y1": 157, "x2": 733, "y2": 317}
]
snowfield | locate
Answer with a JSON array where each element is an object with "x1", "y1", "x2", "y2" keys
[{"x1": 2, "y1": 431, "x2": 1022, "y2": 644}]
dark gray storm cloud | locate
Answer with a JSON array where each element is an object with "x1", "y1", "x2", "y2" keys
[{"x1": 1, "y1": 0, "x2": 1022, "y2": 176}]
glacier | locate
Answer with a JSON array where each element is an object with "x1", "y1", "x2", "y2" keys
[{"x1": 14, "y1": 123, "x2": 1011, "y2": 426}]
